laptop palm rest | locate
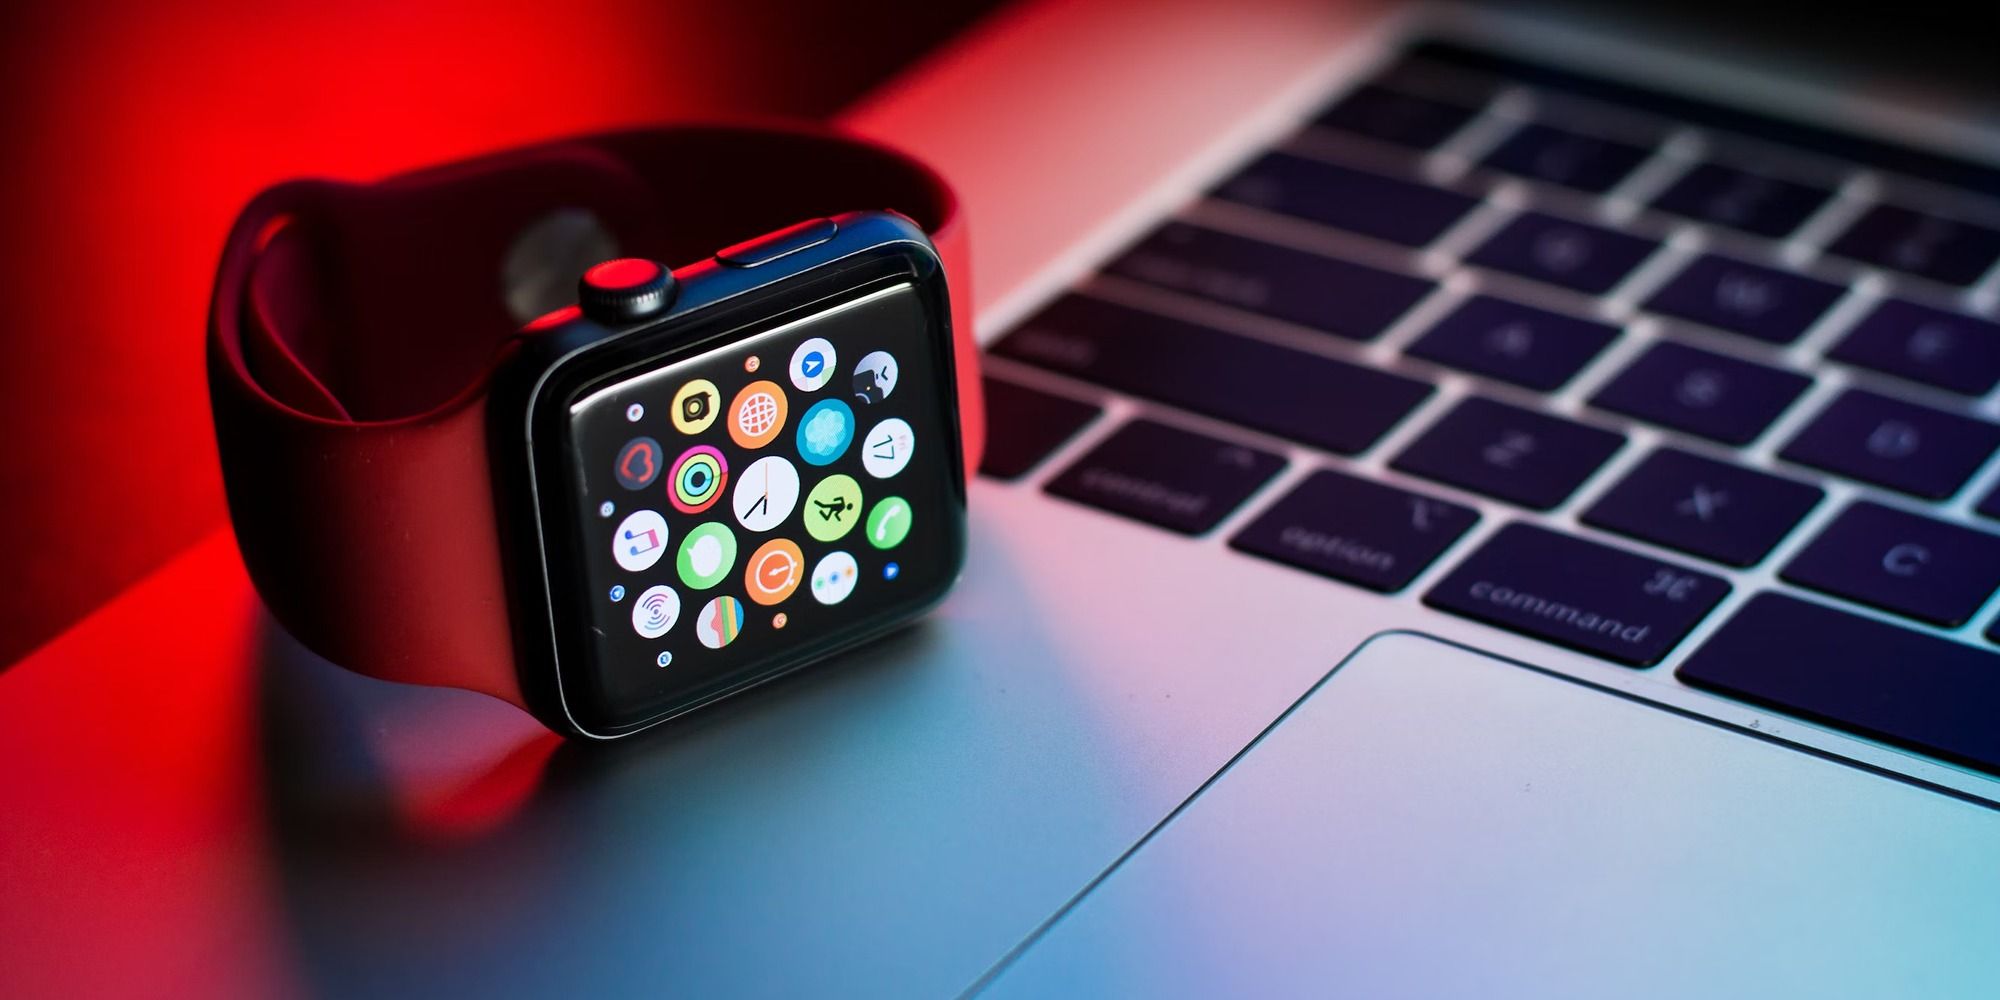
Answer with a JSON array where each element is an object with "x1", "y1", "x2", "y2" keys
[{"x1": 979, "y1": 631, "x2": 2000, "y2": 998}]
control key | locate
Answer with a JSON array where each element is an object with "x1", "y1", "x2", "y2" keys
[
  {"x1": 1425, "y1": 522, "x2": 1729, "y2": 666},
  {"x1": 1046, "y1": 419, "x2": 1284, "y2": 535}
]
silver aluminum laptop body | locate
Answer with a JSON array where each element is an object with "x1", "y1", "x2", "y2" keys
[{"x1": 257, "y1": 2, "x2": 2000, "y2": 996}]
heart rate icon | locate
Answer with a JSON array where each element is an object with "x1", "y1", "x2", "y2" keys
[{"x1": 614, "y1": 436, "x2": 663, "y2": 490}]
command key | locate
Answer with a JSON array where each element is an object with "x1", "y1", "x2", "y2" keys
[{"x1": 1425, "y1": 522, "x2": 1729, "y2": 666}]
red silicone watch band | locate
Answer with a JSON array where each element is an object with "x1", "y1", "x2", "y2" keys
[{"x1": 208, "y1": 123, "x2": 981, "y2": 708}]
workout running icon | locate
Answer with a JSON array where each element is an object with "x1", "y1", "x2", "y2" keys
[
  {"x1": 814, "y1": 496, "x2": 855, "y2": 522},
  {"x1": 805, "y1": 474, "x2": 863, "y2": 542}
]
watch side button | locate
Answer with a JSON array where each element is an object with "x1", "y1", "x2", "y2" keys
[{"x1": 716, "y1": 218, "x2": 838, "y2": 267}]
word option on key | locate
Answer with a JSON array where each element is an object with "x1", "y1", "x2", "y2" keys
[{"x1": 1231, "y1": 469, "x2": 1478, "y2": 593}]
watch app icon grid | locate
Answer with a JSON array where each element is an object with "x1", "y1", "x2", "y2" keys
[{"x1": 592, "y1": 317, "x2": 925, "y2": 676}]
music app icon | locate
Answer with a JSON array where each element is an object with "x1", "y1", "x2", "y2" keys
[{"x1": 613, "y1": 509, "x2": 670, "y2": 573}]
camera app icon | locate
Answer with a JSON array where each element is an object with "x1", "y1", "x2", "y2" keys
[{"x1": 671, "y1": 378, "x2": 720, "y2": 434}]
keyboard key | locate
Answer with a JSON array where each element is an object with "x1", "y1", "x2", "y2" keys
[
  {"x1": 1582, "y1": 448, "x2": 1823, "y2": 567},
  {"x1": 978, "y1": 377, "x2": 1102, "y2": 481},
  {"x1": 1405, "y1": 294, "x2": 1619, "y2": 391},
  {"x1": 1643, "y1": 254, "x2": 1845, "y2": 345},
  {"x1": 1045, "y1": 419, "x2": 1283, "y2": 535},
  {"x1": 1425, "y1": 522, "x2": 1728, "y2": 666},
  {"x1": 1648, "y1": 162, "x2": 1832, "y2": 238},
  {"x1": 1391, "y1": 396, "x2": 1624, "y2": 510},
  {"x1": 1679, "y1": 593, "x2": 2000, "y2": 777},
  {"x1": 1779, "y1": 389, "x2": 2000, "y2": 499},
  {"x1": 1826, "y1": 298, "x2": 2000, "y2": 397},
  {"x1": 1105, "y1": 223, "x2": 1435, "y2": 341},
  {"x1": 993, "y1": 295, "x2": 1434, "y2": 455},
  {"x1": 1230, "y1": 469, "x2": 1478, "y2": 592},
  {"x1": 1780, "y1": 501, "x2": 2000, "y2": 627},
  {"x1": 1589, "y1": 340, "x2": 1812, "y2": 446},
  {"x1": 1479, "y1": 123, "x2": 1651, "y2": 193},
  {"x1": 1213, "y1": 152, "x2": 1479, "y2": 247},
  {"x1": 1314, "y1": 83, "x2": 1479, "y2": 150},
  {"x1": 1827, "y1": 204, "x2": 2000, "y2": 287},
  {"x1": 1982, "y1": 484, "x2": 2000, "y2": 522},
  {"x1": 1410, "y1": 40, "x2": 2000, "y2": 201},
  {"x1": 1466, "y1": 212, "x2": 1659, "y2": 294}
]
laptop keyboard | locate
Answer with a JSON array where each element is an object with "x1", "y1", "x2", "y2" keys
[{"x1": 980, "y1": 39, "x2": 2000, "y2": 777}]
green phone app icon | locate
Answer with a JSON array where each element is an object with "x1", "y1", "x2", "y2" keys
[
  {"x1": 866, "y1": 496, "x2": 911, "y2": 550},
  {"x1": 676, "y1": 522, "x2": 737, "y2": 589},
  {"x1": 805, "y1": 474, "x2": 864, "y2": 542}
]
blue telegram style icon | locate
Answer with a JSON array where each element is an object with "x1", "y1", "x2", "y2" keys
[
  {"x1": 796, "y1": 398, "x2": 856, "y2": 466},
  {"x1": 789, "y1": 336, "x2": 837, "y2": 393}
]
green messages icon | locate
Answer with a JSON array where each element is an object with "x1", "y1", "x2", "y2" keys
[{"x1": 676, "y1": 522, "x2": 737, "y2": 590}]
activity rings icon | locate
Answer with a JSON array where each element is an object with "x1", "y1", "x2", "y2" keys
[{"x1": 669, "y1": 445, "x2": 728, "y2": 514}]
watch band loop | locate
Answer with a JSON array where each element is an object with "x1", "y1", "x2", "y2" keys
[{"x1": 209, "y1": 123, "x2": 978, "y2": 706}]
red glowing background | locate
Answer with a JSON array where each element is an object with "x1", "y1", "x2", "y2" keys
[{"x1": 0, "y1": 0, "x2": 998, "y2": 668}]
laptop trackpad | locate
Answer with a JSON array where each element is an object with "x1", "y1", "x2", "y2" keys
[{"x1": 982, "y1": 632, "x2": 2000, "y2": 997}]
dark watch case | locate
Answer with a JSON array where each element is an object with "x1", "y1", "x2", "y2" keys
[{"x1": 486, "y1": 211, "x2": 969, "y2": 739}]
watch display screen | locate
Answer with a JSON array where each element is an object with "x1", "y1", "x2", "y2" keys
[{"x1": 554, "y1": 282, "x2": 964, "y2": 732}]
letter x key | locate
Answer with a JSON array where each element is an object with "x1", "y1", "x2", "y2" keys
[{"x1": 1675, "y1": 484, "x2": 1729, "y2": 522}]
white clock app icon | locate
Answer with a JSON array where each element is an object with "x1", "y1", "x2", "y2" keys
[{"x1": 732, "y1": 455, "x2": 801, "y2": 532}]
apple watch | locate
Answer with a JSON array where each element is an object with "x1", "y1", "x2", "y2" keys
[{"x1": 208, "y1": 124, "x2": 982, "y2": 739}]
